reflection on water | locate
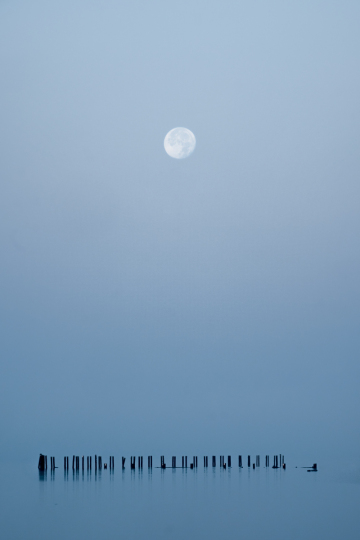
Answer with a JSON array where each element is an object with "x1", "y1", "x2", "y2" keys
[{"x1": 2, "y1": 463, "x2": 360, "y2": 540}]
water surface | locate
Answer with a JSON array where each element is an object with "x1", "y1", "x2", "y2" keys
[{"x1": 1, "y1": 461, "x2": 359, "y2": 539}]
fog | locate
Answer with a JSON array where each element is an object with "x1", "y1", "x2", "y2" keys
[{"x1": 0, "y1": 0, "x2": 359, "y2": 463}]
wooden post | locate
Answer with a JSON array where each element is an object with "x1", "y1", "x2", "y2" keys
[
  {"x1": 76, "y1": 456, "x2": 79, "y2": 470},
  {"x1": 238, "y1": 455, "x2": 242, "y2": 467},
  {"x1": 122, "y1": 457, "x2": 126, "y2": 469},
  {"x1": 190, "y1": 463, "x2": 193, "y2": 469},
  {"x1": 212, "y1": 456, "x2": 216, "y2": 467},
  {"x1": 72, "y1": 455, "x2": 75, "y2": 470},
  {"x1": 256, "y1": 455, "x2": 260, "y2": 467},
  {"x1": 253, "y1": 463, "x2": 255, "y2": 469},
  {"x1": 172, "y1": 456, "x2": 176, "y2": 468},
  {"x1": 64, "y1": 457, "x2": 67, "y2": 470},
  {"x1": 90, "y1": 456, "x2": 92, "y2": 470},
  {"x1": 38, "y1": 454, "x2": 45, "y2": 470},
  {"x1": 185, "y1": 456, "x2": 187, "y2": 468},
  {"x1": 131, "y1": 456, "x2": 135, "y2": 469},
  {"x1": 148, "y1": 456, "x2": 152, "y2": 468},
  {"x1": 195, "y1": 456, "x2": 198, "y2": 467},
  {"x1": 87, "y1": 457, "x2": 89, "y2": 470},
  {"x1": 182, "y1": 456, "x2": 184, "y2": 468},
  {"x1": 82, "y1": 456, "x2": 84, "y2": 470},
  {"x1": 95, "y1": 455, "x2": 97, "y2": 470},
  {"x1": 227, "y1": 456, "x2": 231, "y2": 468},
  {"x1": 248, "y1": 455, "x2": 251, "y2": 467}
]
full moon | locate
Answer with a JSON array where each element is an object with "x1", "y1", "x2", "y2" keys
[{"x1": 164, "y1": 127, "x2": 196, "y2": 159}]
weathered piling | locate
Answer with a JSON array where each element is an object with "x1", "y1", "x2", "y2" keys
[
  {"x1": 122, "y1": 457, "x2": 126, "y2": 469},
  {"x1": 138, "y1": 456, "x2": 143, "y2": 469},
  {"x1": 238, "y1": 455, "x2": 242, "y2": 467},
  {"x1": 227, "y1": 456, "x2": 231, "y2": 468},
  {"x1": 265, "y1": 455, "x2": 269, "y2": 467},
  {"x1": 131, "y1": 456, "x2": 135, "y2": 469},
  {"x1": 172, "y1": 456, "x2": 176, "y2": 468},
  {"x1": 95, "y1": 455, "x2": 98, "y2": 470},
  {"x1": 204, "y1": 456, "x2": 208, "y2": 467},
  {"x1": 185, "y1": 456, "x2": 188, "y2": 468},
  {"x1": 38, "y1": 454, "x2": 47, "y2": 471},
  {"x1": 76, "y1": 456, "x2": 79, "y2": 470},
  {"x1": 64, "y1": 457, "x2": 67, "y2": 470},
  {"x1": 82, "y1": 456, "x2": 84, "y2": 470},
  {"x1": 160, "y1": 456, "x2": 166, "y2": 469},
  {"x1": 256, "y1": 455, "x2": 260, "y2": 467},
  {"x1": 90, "y1": 456, "x2": 92, "y2": 470},
  {"x1": 148, "y1": 456, "x2": 152, "y2": 468},
  {"x1": 248, "y1": 455, "x2": 251, "y2": 467},
  {"x1": 182, "y1": 456, "x2": 185, "y2": 468},
  {"x1": 99, "y1": 456, "x2": 102, "y2": 470},
  {"x1": 220, "y1": 456, "x2": 224, "y2": 468},
  {"x1": 72, "y1": 455, "x2": 75, "y2": 471},
  {"x1": 212, "y1": 456, "x2": 216, "y2": 467},
  {"x1": 195, "y1": 456, "x2": 198, "y2": 467},
  {"x1": 87, "y1": 456, "x2": 89, "y2": 470}
]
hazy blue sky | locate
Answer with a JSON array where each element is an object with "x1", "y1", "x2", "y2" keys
[{"x1": 0, "y1": 0, "x2": 359, "y2": 463}]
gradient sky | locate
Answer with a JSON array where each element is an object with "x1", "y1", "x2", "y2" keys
[{"x1": 0, "y1": 0, "x2": 359, "y2": 463}]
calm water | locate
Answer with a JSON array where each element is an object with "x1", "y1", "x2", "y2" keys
[{"x1": 1, "y1": 460, "x2": 359, "y2": 539}]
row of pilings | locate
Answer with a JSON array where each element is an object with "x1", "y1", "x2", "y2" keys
[{"x1": 39, "y1": 454, "x2": 286, "y2": 471}]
